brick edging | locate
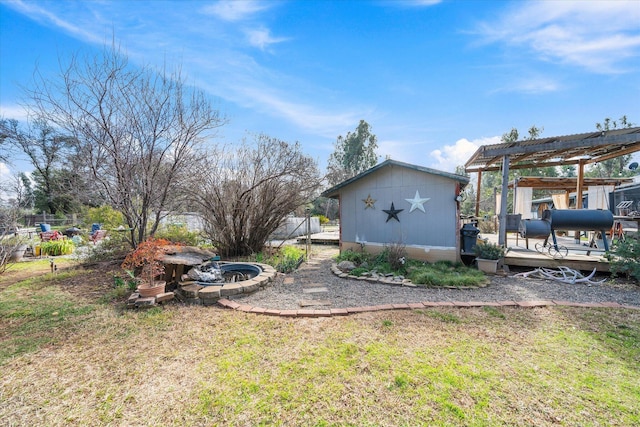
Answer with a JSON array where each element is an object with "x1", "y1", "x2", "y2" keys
[{"x1": 217, "y1": 298, "x2": 640, "y2": 318}]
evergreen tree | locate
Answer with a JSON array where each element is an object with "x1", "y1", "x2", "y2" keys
[{"x1": 326, "y1": 120, "x2": 379, "y2": 186}]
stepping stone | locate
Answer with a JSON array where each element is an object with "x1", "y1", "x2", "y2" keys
[
  {"x1": 299, "y1": 299, "x2": 332, "y2": 307},
  {"x1": 303, "y1": 287, "x2": 329, "y2": 294}
]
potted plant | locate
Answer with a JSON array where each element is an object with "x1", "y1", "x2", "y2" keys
[
  {"x1": 474, "y1": 240, "x2": 505, "y2": 274},
  {"x1": 121, "y1": 237, "x2": 171, "y2": 297}
]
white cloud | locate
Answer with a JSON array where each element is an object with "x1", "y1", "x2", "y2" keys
[
  {"x1": 245, "y1": 27, "x2": 289, "y2": 50},
  {"x1": 393, "y1": 0, "x2": 442, "y2": 7},
  {"x1": 491, "y1": 75, "x2": 561, "y2": 95},
  {"x1": 233, "y1": 84, "x2": 364, "y2": 138},
  {"x1": 429, "y1": 136, "x2": 500, "y2": 173},
  {"x1": 476, "y1": 0, "x2": 640, "y2": 74},
  {"x1": 0, "y1": 104, "x2": 29, "y2": 121},
  {"x1": 202, "y1": 0, "x2": 270, "y2": 22},
  {"x1": 5, "y1": 0, "x2": 104, "y2": 44}
]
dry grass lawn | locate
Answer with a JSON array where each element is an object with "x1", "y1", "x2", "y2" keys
[{"x1": 1, "y1": 261, "x2": 639, "y2": 426}]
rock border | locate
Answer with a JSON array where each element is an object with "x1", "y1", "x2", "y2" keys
[
  {"x1": 128, "y1": 262, "x2": 278, "y2": 308},
  {"x1": 175, "y1": 262, "x2": 278, "y2": 305},
  {"x1": 217, "y1": 298, "x2": 639, "y2": 318}
]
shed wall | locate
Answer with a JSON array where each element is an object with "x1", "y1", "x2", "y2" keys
[{"x1": 338, "y1": 165, "x2": 459, "y2": 261}]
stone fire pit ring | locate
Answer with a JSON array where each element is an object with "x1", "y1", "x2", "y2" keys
[{"x1": 176, "y1": 262, "x2": 277, "y2": 306}]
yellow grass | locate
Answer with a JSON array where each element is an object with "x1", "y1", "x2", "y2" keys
[{"x1": 1, "y1": 267, "x2": 639, "y2": 426}]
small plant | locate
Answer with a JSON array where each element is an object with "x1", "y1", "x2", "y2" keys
[
  {"x1": 474, "y1": 240, "x2": 505, "y2": 260},
  {"x1": 335, "y1": 249, "x2": 370, "y2": 266},
  {"x1": 605, "y1": 234, "x2": 640, "y2": 282},
  {"x1": 384, "y1": 241, "x2": 407, "y2": 272},
  {"x1": 275, "y1": 246, "x2": 305, "y2": 273},
  {"x1": 114, "y1": 270, "x2": 138, "y2": 291},
  {"x1": 349, "y1": 266, "x2": 368, "y2": 277},
  {"x1": 121, "y1": 237, "x2": 172, "y2": 286}
]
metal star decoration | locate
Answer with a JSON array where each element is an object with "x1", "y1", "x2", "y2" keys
[
  {"x1": 405, "y1": 190, "x2": 431, "y2": 213},
  {"x1": 362, "y1": 194, "x2": 376, "y2": 209},
  {"x1": 382, "y1": 202, "x2": 403, "y2": 222}
]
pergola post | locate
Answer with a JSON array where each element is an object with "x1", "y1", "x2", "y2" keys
[
  {"x1": 576, "y1": 159, "x2": 585, "y2": 209},
  {"x1": 498, "y1": 155, "x2": 510, "y2": 246},
  {"x1": 475, "y1": 170, "x2": 483, "y2": 217}
]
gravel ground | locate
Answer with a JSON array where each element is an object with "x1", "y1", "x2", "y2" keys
[{"x1": 235, "y1": 246, "x2": 640, "y2": 310}]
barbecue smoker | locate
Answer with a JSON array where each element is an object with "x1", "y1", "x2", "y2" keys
[{"x1": 519, "y1": 209, "x2": 614, "y2": 258}]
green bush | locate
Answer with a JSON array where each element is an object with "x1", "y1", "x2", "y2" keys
[
  {"x1": 315, "y1": 215, "x2": 329, "y2": 225},
  {"x1": 335, "y1": 249, "x2": 370, "y2": 266},
  {"x1": 275, "y1": 246, "x2": 305, "y2": 273},
  {"x1": 41, "y1": 239, "x2": 75, "y2": 256},
  {"x1": 84, "y1": 205, "x2": 125, "y2": 230},
  {"x1": 606, "y1": 234, "x2": 640, "y2": 282},
  {"x1": 474, "y1": 240, "x2": 505, "y2": 260},
  {"x1": 155, "y1": 224, "x2": 201, "y2": 246}
]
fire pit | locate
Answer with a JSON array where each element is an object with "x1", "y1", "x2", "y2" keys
[
  {"x1": 187, "y1": 261, "x2": 263, "y2": 286},
  {"x1": 176, "y1": 261, "x2": 277, "y2": 305}
]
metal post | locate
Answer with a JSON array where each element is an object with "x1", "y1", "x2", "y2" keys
[
  {"x1": 305, "y1": 207, "x2": 311, "y2": 260},
  {"x1": 498, "y1": 155, "x2": 510, "y2": 246}
]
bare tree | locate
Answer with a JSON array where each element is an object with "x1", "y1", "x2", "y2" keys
[
  {"x1": 188, "y1": 134, "x2": 322, "y2": 257},
  {"x1": 25, "y1": 44, "x2": 224, "y2": 247}
]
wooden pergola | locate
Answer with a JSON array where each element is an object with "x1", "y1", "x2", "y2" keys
[{"x1": 464, "y1": 127, "x2": 640, "y2": 245}]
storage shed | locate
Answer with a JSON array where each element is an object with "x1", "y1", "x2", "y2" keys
[{"x1": 321, "y1": 159, "x2": 470, "y2": 263}]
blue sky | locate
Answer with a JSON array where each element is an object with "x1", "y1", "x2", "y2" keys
[{"x1": 1, "y1": 0, "x2": 640, "y2": 178}]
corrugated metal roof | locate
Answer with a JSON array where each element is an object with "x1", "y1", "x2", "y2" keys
[
  {"x1": 321, "y1": 159, "x2": 470, "y2": 198},
  {"x1": 465, "y1": 127, "x2": 640, "y2": 172}
]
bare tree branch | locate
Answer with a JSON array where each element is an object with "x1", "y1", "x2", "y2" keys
[{"x1": 25, "y1": 44, "x2": 225, "y2": 247}]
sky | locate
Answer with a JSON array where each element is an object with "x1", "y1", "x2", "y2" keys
[{"x1": 1, "y1": 0, "x2": 640, "y2": 180}]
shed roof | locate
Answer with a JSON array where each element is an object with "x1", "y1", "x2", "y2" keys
[
  {"x1": 321, "y1": 159, "x2": 470, "y2": 198},
  {"x1": 465, "y1": 127, "x2": 640, "y2": 172}
]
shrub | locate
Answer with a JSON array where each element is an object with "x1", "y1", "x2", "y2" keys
[
  {"x1": 79, "y1": 232, "x2": 130, "y2": 263},
  {"x1": 315, "y1": 215, "x2": 329, "y2": 225},
  {"x1": 474, "y1": 241, "x2": 505, "y2": 260},
  {"x1": 335, "y1": 249, "x2": 370, "y2": 266},
  {"x1": 155, "y1": 224, "x2": 201, "y2": 246},
  {"x1": 84, "y1": 205, "x2": 125, "y2": 230},
  {"x1": 382, "y1": 241, "x2": 407, "y2": 272},
  {"x1": 121, "y1": 237, "x2": 172, "y2": 285},
  {"x1": 41, "y1": 238, "x2": 75, "y2": 256},
  {"x1": 275, "y1": 246, "x2": 305, "y2": 273},
  {"x1": 605, "y1": 234, "x2": 640, "y2": 282}
]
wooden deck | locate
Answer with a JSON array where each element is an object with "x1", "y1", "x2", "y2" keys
[
  {"x1": 485, "y1": 233, "x2": 611, "y2": 272},
  {"x1": 296, "y1": 230, "x2": 340, "y2": 245}
]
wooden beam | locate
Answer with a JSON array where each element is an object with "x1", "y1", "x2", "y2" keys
[
  {"x1": 589, "y1": 142, "x2": 640, "y2": 163},
  {"x1": 481, "y1": 133, "x2": 640, "y2": 157}
]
